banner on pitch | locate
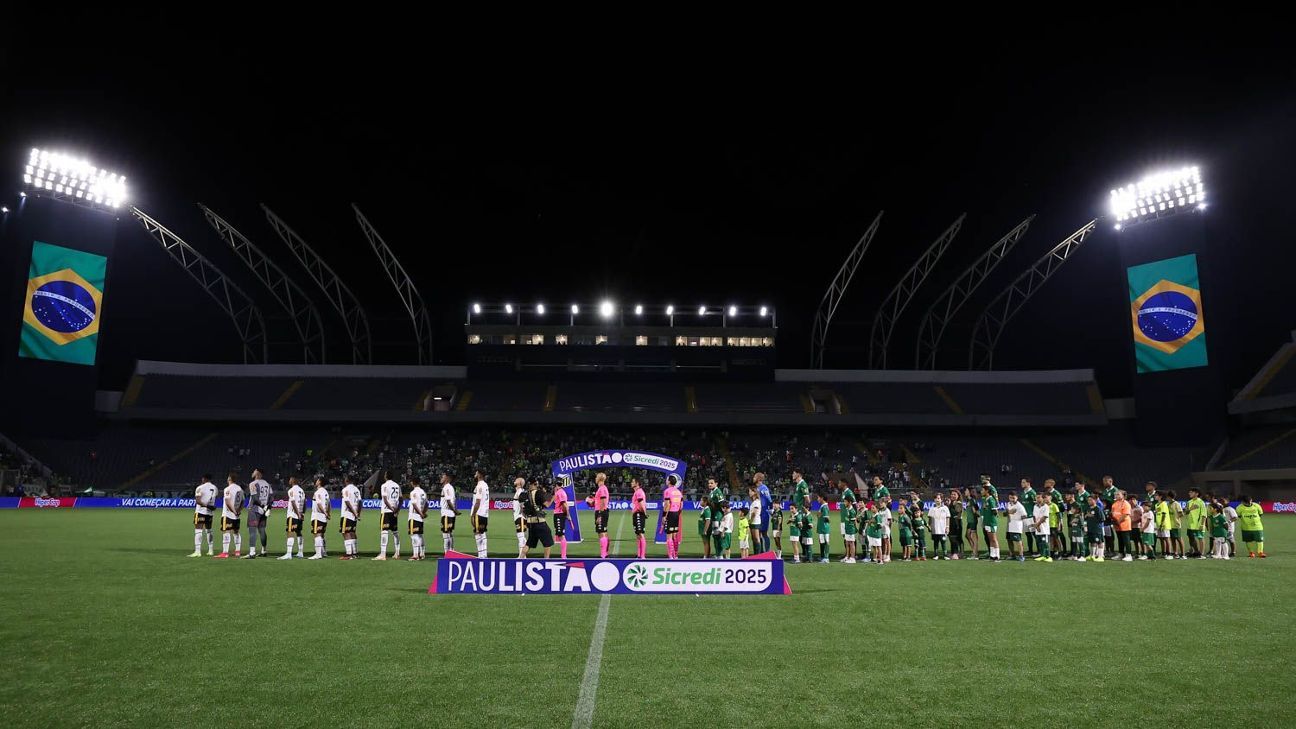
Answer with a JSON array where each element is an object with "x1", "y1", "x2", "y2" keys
[
  {"x1": 431, "y1": 552, "x2": 789, "y2": 595},
  {"x1": 551, "y1": 449, "x2": 689, "y2": 545}
]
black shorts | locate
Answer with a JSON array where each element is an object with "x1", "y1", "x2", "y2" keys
[
  {"x1": 440, "y1": 515, "x2": 455, "y2": 534},
  {"x1": 594, "y1": 509, "x2": 609, "y2": 534},
  {"x1": 286, "y1": 517, "x2": 303, "y2": 536},
  {"x1": 632, "y1": 511, "x2": 647, "y2": 535},
  {"x1": 340, "y1": 518, "x2": 357, "y2": 534},
  {"x1": 515, "y1": 517, "x2": 526, "y2": 534},
  {"x1": 311, "y1": 519, "x2": 328, "y2": 535},
  {"x1": 665, "y1": 511, "x2": 681, "y2": 534},
  {"x1": 220, "y1": 516, "x2": 240, "y2": 532},
  {"x1": 472, "y1": 514, "x2": 489, "y2": 534},
  {"x1": 408, "y1": 519, "x2": 424, "y2": 535},
  {"x1": 193, "y1": 513, "x2": 212, "y2": 529},
  {"x1": 381, "y1": 512, "x2": 398, "y2": 531},
  {"x1": 553, "y1": 513, "x2": 568, "y2": 536},
  {"x1": 527, "y1": 522, "x2": 555, "y2": 549}
]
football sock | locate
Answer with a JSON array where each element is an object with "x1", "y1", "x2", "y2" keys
[
  {"x1": 222, "y1": 533, "x2": 231, "y2": 553},
  {"x1": 380, "y1": 532, "x2": 389, "y2": 555},
  {"x1": 194, "y1": 530, "x2": 203, "y2": 552}
]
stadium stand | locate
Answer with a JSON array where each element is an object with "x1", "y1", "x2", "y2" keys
[
  {"x1": 555, "y1": 383, "x2": 684, "y2": 413},
  {"x1": 133, "y1": 376, "x2": 290, "y2": 410},
  {"x1": 1215, "y1": 425, "x2": 1296, "y2": 471}
]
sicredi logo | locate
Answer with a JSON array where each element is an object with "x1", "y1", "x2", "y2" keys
[{"x1": 620, "y1": 561, "x2": 773, "y2": 593}]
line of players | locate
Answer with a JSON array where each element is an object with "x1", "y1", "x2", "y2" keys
[{"x1": 189, "y1": 469, "x2": 492, "y2": 560}]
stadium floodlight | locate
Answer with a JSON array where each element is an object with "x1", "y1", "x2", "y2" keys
[
  {"x1": 504, "y1": 303, "x2": 513, "y2": 314},
  {"x1": 599, "y1": 300, "x2": 614, "y2": 319},
  {"x1": 728, "y1": 305, "x2": 737, "y2": 317},
  {"x1": 1, "y1": 206, "x2": 8, "y2": 213},
  {"x1": 634, "y1": 304, "x2": 644, "y2": 315},
  {"x1": 665, "y1": 305, "x2": 674, "y2": 316},
  {"x1": 698, "y1": 306, "x2": 707, "y2": 316},
  {"x1": 760, "y1": 306, "x2": 768, "y2": 317},
  {"x1": 571, "y1": 304, "x2": 579, "y2": 314},
  {"x1": 472, "y1": 303, "x2": 482, "y2": 314},
  {"x1": 536, "y1": 303, "x2": 545, "y2": 315},
  {"x1": 22, "y1": 148, "x2": 128, "y2": 211},
  {"x1": 1109, "y1": 165, "x2": 1204, "y2": 230}
]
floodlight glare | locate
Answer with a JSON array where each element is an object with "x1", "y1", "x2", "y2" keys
[
  {"x1": 634, "y1": 304, "x2": 643, "y2": 315},
  {"x1": 599, "y1": 300, "x2": 614, "y2": 319},
  {"x1": 760, "y1": 306, "x2": 768, "y2": 317},
  {"x1": 22, "y1": 148, "x2": 128, "y2": 211},
  {"x1": 472, "y1": 303, "x2": 482, "y2": 314},
  {"x1": 504, "y1": 304, "x2": 513, "y2": 314},
  {"x1": 0, "y1": 207, "x2": 8, "y2": 213},
  {"x1": 536, "y1": 303, "x2": 545, "y2": 315},
  {"x1": 571, "y1": 304, "x2": 579, "y2": 314},
  {"x1": 1109, "y1": 165, "x2": 1204, "y2": 229},
  {"x1": 665, "y1": 305, "x2": 674, "y2": 316},
  {"x1": 698, "y1": 306, "x2": 707, "y2": 316},
  {"x1": 728, "y1": 305, "x2": 737, "y2": 317}
]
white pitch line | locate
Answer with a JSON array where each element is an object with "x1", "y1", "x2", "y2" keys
[{"x1": 571, "y1": 512, "x2": 625, "y2": 729}]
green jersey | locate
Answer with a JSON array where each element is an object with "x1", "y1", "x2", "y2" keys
[
  {"x1": 769, "y1": 506, "x2": 783, "y2": 531},
  {"x1": 841, "y1": 488, "x2": 856, "y2": 507},
  {"x1": 816, "y1": 504, "x2": 831, "y2": 534},
  {"x1": 980, "y1": 496, "x2": 998, "y2": 528},
  {"x1": 873, "y1": 484, "x2": 890, "y2": 504},
  {"x1": 708, "y1": 486, "x2": 726, "y2": 512},
  {"x1": 1186, "y1": 498, "x2": 1207, "y2": 530},
  {"x1": 843, "y1": 506, "x2": 858, "y2": 534},
  {"x1": 1210, "y1": 513, "x2": 1228, "y2": 538},
  {"x1": 794, "y1": 480, "x2": 810, "y2": 509},
  {"x1": 1074, "y1": 490, "x2": 1091, "y2": 513},
  {"x1": 1067, "y1": 506, "x2": 1083, "y2": 533},
  {"x1": 800, "y1": 513, "x2": 814, "y2": 535},
  {"x1": 1236, "y1": 503, "x2": 1264, "y2": 531},
  {"x1": 866, "y1": 511, "x2": 884, "y2": 538},
  {"x1": 698, "y1": 508, "x2": 711, "y2": 535},
  {"x1": 911, "y1": 508, "x2": 927, "y2": 532},
  {"x1": 1086, "y1": 505, "x2": 1106, "y2": 532},
  {"x1": 898, "y1": 512, "x2": 914, "y2": 536},
  {"x1": 1102, "y1": 486, "x2": 1118, "y2": 507},
  {"x1": 788, "y1": 512, "x2": 801, "y2": 537},
  {"x1": 1021, "y1": 488, "x2": 1036, "y2": 515}
]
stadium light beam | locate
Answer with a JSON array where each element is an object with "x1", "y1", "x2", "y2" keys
[
  {"x1": 1109, "y1": 165, "x2": 1204, "y2": 229},
  {"x1": 22, "y1": 148, "x2": 128, "y2": 211},
  {"x1": 504, "y1": 303, "x2": 513, "y2": 314},
  {"x1": 536, "y1": 303, "x2": 545, "y2": 315},
  {"x1": 698, "y1": 306, "x2": 707, "y2": 316},
  {"x1": 760, "y1": 306, "x2": 768, "y2": 317},
  {"x1": 472, "y1": 303, "x2": 482, "y2": 314},
  {"x1": 571, "y1": 304, "x2": 579, "y2": 314},
  {"x1": 600, "y1": 300, "x2": 614, "y2": 319},
  {"x1": 634, "y1": 304, "x2": 643, "y2": 315}
]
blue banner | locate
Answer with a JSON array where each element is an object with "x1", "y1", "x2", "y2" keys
[
  {"x1": 432, "y1": 556, "x2": 788, "y2": 595},
  {"x1": 550, "y1": 449, "x2": 689, "y2": 546}
]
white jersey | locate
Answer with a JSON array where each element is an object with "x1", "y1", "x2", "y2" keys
[
  {"x1": 221, "y1": 484, "x2": 244, "y2": 520},
  {"x1": 311, "y1": 486, "x2": 330, "y2": 523},
  {"x1": 1223, "y1": 505, "x2": 1238, "y2": 534},
  {"x1": 1141, "y1": 507, "x2": 1155, "y2": 534},
  {"x1": 928, "y1": 504, "x2": 950, "y2": 535},
  {"x1": 1032, "y1": 504, "x2": 1051, "y2": 535},
  {"x1": 473, "y1": 480, "x2": 490, "y2": 518},
  {"x1": 380, "y1": 480, "x2": 401, "y2": 514},
  {"x1": 440, "y1": 484, "x2": 456, "y2": 516},
  {"x1": 341, "y1": 484, "x2": 361, "y2": 521},
  {"x1": 748, "y1": 500, "x2": 762, "y2": 530},
  {"x1": 287, "y1": 485, "x2": 306, "y2": 520},
  {"x1": 194, "y1": 482, "x2": 218, "y2": 516},
  {"x1": 408, "y1": 487, "x2": 427, "y2": 522},
  {"x1": 1006, "y1": 502, "x2": 1027, "y2": 533},
  {"x1": 512, "y1": 488, "x2": 525, "y2": 520},
  {"x1": 720, "y1": 511, "x2": 734, "y2": 535}
]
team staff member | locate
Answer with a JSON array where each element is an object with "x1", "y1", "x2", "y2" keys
[
  {"x1": 190, "y1": 474, "x2": 218, "y2": 557},
  {"x1": 522, "y1": 481, "x2": 554, "y2": 558},
  {"x1": 439, "y1": 472, "x2": 459, "y2": 555},
  {"x1": 279, "y1": 476, "x2": 306, "y2": 560},
  {"x1": 1111, "y1": 491, "x2": 1133, "y2": 561},
  {"x1": 1236, "y1": 495, "x2": 1267, "y2": 558}
]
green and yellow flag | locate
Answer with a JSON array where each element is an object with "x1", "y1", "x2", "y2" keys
[
  {"x1": 19, "y1": 241, "x2": 107, "y2": 366},
  {"x1": 1127, "y1": 253, "x2": 1206, "y2": 373}
]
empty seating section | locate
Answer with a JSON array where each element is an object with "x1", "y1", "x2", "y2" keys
[
  {"x1": 1258, "y1": 355, "x2": 1296, "y2": 398},
  {"x1": 694, "y1": 383, "x2": 805, "y2": 413},
  {"x1": 464, "y1": 382, "x2": 546, "y2": 411},
  {"x1": 556, "y1": 383, "x2": 681, "y2": 412},
  {"x1": 20, "y1": 424, "x2": 211, "y2": 489},
  {"x1": 283, "y1": 378, "x2": 430, "y2": 410},
  {"x1": 1217, "y1": 426, "x2": 1296, "y2": 470},
  {"x1": 941, "y1": 383, "x2": 1092, "y2": 415},
  {"x1": 1030, "y1": 423, "x2": 1211, "y2": 489},
  {"x1": 834, "y1": 383, "x2": 948, "y2": 414},
  {"x1": 134, "y1": 376, "x2": 292, "y2": 409}
]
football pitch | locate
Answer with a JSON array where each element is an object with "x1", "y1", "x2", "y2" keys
[{"x1": 1, "y1": 509, "x2": 1292, "y2": 728}]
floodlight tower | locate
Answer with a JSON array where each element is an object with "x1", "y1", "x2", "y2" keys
[
  {"x1": 21, "y1": 148, "x2": 127, "y2": 211},
  {"x1": 1109, "y1": 165, "x2": 1205, "y2": 231}
]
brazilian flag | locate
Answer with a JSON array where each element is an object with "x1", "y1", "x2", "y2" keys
[
  {"x1": 19, "y1": 241, "x2": 107, "y2": 366},
  {"x1": 1127, "y1": 253, "x2": 1207, "y2": 373}
]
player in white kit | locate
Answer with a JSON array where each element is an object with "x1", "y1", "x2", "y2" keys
[
  {"x1": 512, "y1": 477, "x2": 527, "y2": 557},
  {"x1": 216, "y1": 474, "x2": 244, "y2": 559},
  {"x1": 190, "y1": 474, "x2": 218, "y2": 557},
  {"x1": 309, "y1": 477, "x2": 331, "y2": 559},
  {"x1": 340, "y1": 479, "x2": 362, "y2": 560},
  {"x1": 280, "y1": 476, "x2": 307, "y2": 560},
  {"x1": 471, "y1": 470, "x2": 490, "y2": 559},
  {"x1": 374, "y1": 470, "x2": 402, "y2": 561},
  {"x1": 439, "y1": 472, "x2": 459, "y2": 554},
  {"x1": 407, "y1": 477, "x2": 428, "y2": 560}
]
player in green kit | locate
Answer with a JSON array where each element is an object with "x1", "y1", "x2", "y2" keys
[
  {"x1": 788, "y1": 503, "x2": 802, "y2": 563},
  {"x1": 793, "y1": 470, "x2": 811, "y2": 512},
  {"x1": 815, "y1": 494, "x2": 831, "y2": 563},
  {"x1": 1236, "y1": 495, "x2": 1266, "y2": 558},
  {"x1": 1085, "y1": 495, "x2": 1106, "y2": 561},
  {"x1": 799, "y1": 507, "x2": 814, "y2": 564},
  {"x1": 909, "y1": 494, "x2": 928, "y2": 561},
  {"x1": 871, "y1": 475, "x2": 890, "y2": 506},
  {"x1": 769, "y1": 501, "x2": 784, "y2": 559},
  {"x1": 840, "y1": 480, "x2": 856, "y2": 510},
  {"x1": 1101, "y1": 476, "x2": 1119, "y2": 555},
  {"x1": 1067, "y1": 494, "x2": 1085, "y2": 560},
  {"x1": 698, "y1": 495, "x2": 714, "y2": 558},
  {"x1": 866, "y1": 505, "x2": 885, "y2": 565},
  {"x1": 980, "y1": 485, "x2": 1001, "y2": 561},
  {"x1": 898, "y1": 497, "x2": 914, "y2": 560},
  {"x1": 1020, "y1": 478, "x2": 1038, "y2": 556},
  {"x1": 842, "y1": 502, "x2": 858, "y2": 563},
  {"x1": 1209, "y1": 504, "x2": 1230, "y2": 559}
]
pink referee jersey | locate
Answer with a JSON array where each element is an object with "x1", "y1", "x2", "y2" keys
[
  {"x1": 595, "y1": 484, "x2": 609, "y2": 509},
  {"x1": 664, "y1": 486, "x2": 683, "y2": 512},
  {"x1": 553, "y1": 487, "x2": 569, "y2": 514},
  {"x1": 632, "y1": 487, "x2": 646, "y2": 512}
]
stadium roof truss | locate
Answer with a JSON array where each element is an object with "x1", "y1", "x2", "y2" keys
[
  {"x1": 810, "y1": 211, "x2": 883, "y2": 369},
  {"x1": 867, "y1": 214, "x2": 965, "y2": 370},
  {"x1": 968, "y1": 219, "x2": 1098, "y2": 370},
  {"x1": 199, "y1": 205, "x2": 327, "y2": 364},
  {"x1": 352, "y1": 204, "x2": 434, "y2": 365},
  {"x1": 129, "y1": 207, "x2": 268, "y2": 364},
  {"x1": 261, "y1": 205, "x2": 372, "y2": 364},
  {"x1": 914, "y1": 215, "x2": 1034, "y2": 369}
]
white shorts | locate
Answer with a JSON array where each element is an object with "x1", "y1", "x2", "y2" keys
[
  {"x1": 984, "y1": 525, "x2": 996, "y2": 533},
  {"x1": 844, "y1": 534, "x2": 856, "y2": 543},
  {"x1": 739, "y1": 539, "x2": 750, "y2": 550},
  {"x1": 1157, "y1": 529, "x2": 1170, "y2": 538},
  {"x1": 882, "y1": 526, "x2": 892, "y2": 538},
  {"x1": 1227, "y1": 525, "x2": 1235, "y2": 537},
  {"x1": 802, "y1": 536, "x2": 813, "y2": 545},
  {"x1": 1072, "y1": 536, "x2": 1085, "y2": 543},
  {"x1": 840, "y1": 524, "x2": 846, "y2": 535},
  {"x1": 868, "y1": 536, "x2": 882, "y2": 547},
  {"x1": 818, "y1": 533, "x2": 830, "y2": 544}
]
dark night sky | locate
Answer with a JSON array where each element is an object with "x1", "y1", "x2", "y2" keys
[{"x1": 2, "y1": 14, "x2": 1294, "y2": 396}]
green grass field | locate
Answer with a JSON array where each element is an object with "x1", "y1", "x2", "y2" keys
[{"x1": 0, "y1": 509, "x2": 1291, "y2": 728}]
